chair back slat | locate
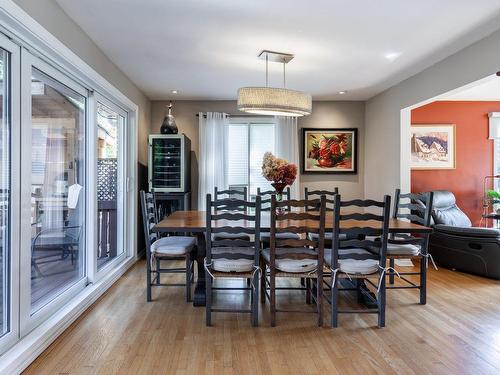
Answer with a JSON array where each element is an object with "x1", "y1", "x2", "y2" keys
[
  {"x1": 305, "y1": 187, "x2": 339, "y2": 210},
  {"x1": 393, "y1": 189, "x2": 433, "y2": 226},
  {"x1": 269, "y1": 195, "x2": 326, "y2": 267},
  {"x1": 211, "y1": 226, "x2": 256, "y2": 234},
  {"x1": 214, "y1": 187, "x2": 248, "y2": 211},
  {"x1": 206, "y1": 194, "x2": 261, "y2": 264},
  {"x1": 140, "y1": 191, "x2": 158, "y2": 252},
  {"x1": 341, "y1": 199, "x2": 386, "y2": 208},
  {"x1": 330, "y1": 194, "x2": 391, "y2": 269},
  {"x1": 257, "y1": 187, "x2": 292, "y2": 211},
  {"x1": 340, "y1": 213, "x2": 384, "y2": 221}
]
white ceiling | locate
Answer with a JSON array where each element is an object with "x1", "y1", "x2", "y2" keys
[{"x1": 56, "y1": 0, "x2": 500, "y2": 101}]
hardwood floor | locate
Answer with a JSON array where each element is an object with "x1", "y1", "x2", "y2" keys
[{"x1": 24, "y1": 259, "x2": 500, "y2": 375}]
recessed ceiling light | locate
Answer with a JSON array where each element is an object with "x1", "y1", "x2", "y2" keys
[
  {"x1": 171, "y1": 90, "x2": 178, "y2": 94},
  {"x1": 384, "y1": 52, "x2": 402, "y2": 61},
  {"x1": 338, "y1": 91, "x2": 346, "y2": 95}
]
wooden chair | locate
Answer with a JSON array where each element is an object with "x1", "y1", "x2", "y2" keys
[
  {"x1": 304, "y1": 187, "x2": 339, "y2": 211},
  {"x1": 386, "y1": 189, "x2": 434, "y2": 304},
  {"x1": 261, "y1": 195, "x2": 327, "y2": 327},
  {"x1": 212, "y1": 187, "x2": 250, "y2": 241},
  {"x1": 325, "y1": 194, "x2": 391, "y2": 328},
  {"x1": 305, "y1": 187, "x2": 339, "y2": 245},
  {"x1": 205, "y1": 193, "x2": 261, "y2": 326},
  {"x1": 257, "y1": 187, "x2": 300, "y2": 243},
  {"x1": 140, "y1": 190, "x2": 196, "y2": 302}
]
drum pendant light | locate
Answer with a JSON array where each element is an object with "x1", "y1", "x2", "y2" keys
[{"x1": 237, "y1": 50, "x2": 312, "y2": 117}]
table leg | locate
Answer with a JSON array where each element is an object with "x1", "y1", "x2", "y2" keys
[{"x1": 193, "y1": 232, "x2": 206, "y2": 306}]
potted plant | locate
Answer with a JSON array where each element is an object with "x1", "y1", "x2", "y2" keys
[
  {"x1": 261, "y1": 152, "x2": 297, "y2": 213},
  {"x1": 487, "y1": 190, "x2": 500, "y2": 214}
]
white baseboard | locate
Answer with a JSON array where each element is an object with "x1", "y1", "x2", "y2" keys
[{"x1": 0, "y1": 256, "x2": 138, "y2": 375}]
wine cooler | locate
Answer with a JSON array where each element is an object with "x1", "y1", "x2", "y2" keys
[{"x1": 148, "y1": 134, "x2": 191, "y2": 192}]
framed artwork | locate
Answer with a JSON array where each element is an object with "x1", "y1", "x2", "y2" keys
[
  {"x1": 302, "y1": 128, "x2": 357, "y2": 174},
  {"x1": 410, "y1": 124, "x2": 456, "y2": 170}
]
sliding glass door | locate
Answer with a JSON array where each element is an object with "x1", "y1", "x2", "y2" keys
[
  {"x1": 94, "y1": 95, "x2": 125, "y2": 272},
  {"x1": 20, "y1": 50, "x2": 87, "y2": 333},
  {"x1": 0, "y1": 34, "x2": 19, "y2": 354}
]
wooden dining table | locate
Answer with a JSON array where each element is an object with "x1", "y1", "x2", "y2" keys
[{"x1": 153, "y1": 210, "x2": 432, "y2": 306}]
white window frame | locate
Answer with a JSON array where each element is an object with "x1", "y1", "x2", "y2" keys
[
  {"x1": 89, "y1": 93, "x2": 128, "y2": 282},
  {"x1": 0, "y1": 1, "x2": 139, "y2": 369},
  {"x1": 0, "y1": 31, "x2": 20, "y2": 357},
  {"x1": 19, "y1": 48, "x2": 89, "y2": 335}
]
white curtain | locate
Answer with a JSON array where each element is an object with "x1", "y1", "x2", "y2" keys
[
  {"x1": 274, "y1": 116, "x2": 300, "y2": 199},
  {"x1": 198, "y1": 112, "x2": 228, "y2": 209}
]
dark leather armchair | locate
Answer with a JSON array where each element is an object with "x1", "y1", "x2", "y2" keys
[{"x1": 426, "y1": 190, "x2": 500, "y2": 279}]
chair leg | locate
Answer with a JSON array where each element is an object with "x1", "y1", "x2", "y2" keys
[
  {"x1": 156, "y1": 259, "x2": 161, "y2": 285},
  {"x1": 252, "y1": 272, "x2": 259, "y2": 327},
  {"x1": 316, "y1": 272, "x2": 323, "y2": 327},
  {"x1": 185, "y1": 257, "x2": 192, "y2": 302},
  {"x1": 260, "y1": 258, "x2": 266, "y2": 303},
  {"x1": 305, "y1": 278, "x2": 311, "y2": 304},
  {"x1": 389, "y1": 258, "x2": 395, "y2": 284},
  {"x1": 146, "y1": 257, "x2": 152, "y2": 302},
  {"x1": 355, "y1": 278, "x2": 363, "y2": 304},
  {"x1": 205, "y1": 271, "x2": 212, "y2": 326},
  {"x1": 270, "y1": 269, "x2": 276, "y2": 327},
  {"x1": 331, "y1": 274, "x2": 338, "y2": 328},
  {"x1": 378, "y1": 275, "x2": 386, "y2": 328},
  {"x1": 420, "y1": 256, "x2": 427, "y2": 305}
]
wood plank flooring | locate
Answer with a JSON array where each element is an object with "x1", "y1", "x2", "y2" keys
[{"x1": 23, "y1": 260, "x2": 500, "y2": 375}]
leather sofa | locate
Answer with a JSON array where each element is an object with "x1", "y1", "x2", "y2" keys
[{"x1": 424, "y1": 190, "x2": 500, "y2": 279}]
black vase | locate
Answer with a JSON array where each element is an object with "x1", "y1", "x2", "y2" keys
[{"x1": 160, "y1": 102, "x2": 178, "y2": 134}]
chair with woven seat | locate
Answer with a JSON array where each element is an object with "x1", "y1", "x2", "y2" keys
[
  {"x1": 325, "y1": 194, "x2": 391, "y2": 328},
  {"x1": 305, "y1": 187, "x2": 339, "y2": 245},
  {"x1": 257, "y1": 187, "x2": 300, "y2": 244},
  {"x1": 261, "y1": 195, "x2": 327, "y2": 327},
  {"x1": 205, "y1": 194, "x2": 262, "y2": 326},
  {"x1": 385, "y1": 189, "x2": 434, "y2": 304},
  {"x1": 212, "y1": 187, "x2": 250, "y2": 242},
  {"x1": 140, "y1": 190, "x2": 196, "y2": 302}
]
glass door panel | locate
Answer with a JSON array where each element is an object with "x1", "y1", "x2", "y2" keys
[
  {"x1": 29, "y1": 68, "x2": 86, "y2": 312},
  {"x1": 0, "y1": 48, "x2": 10, "y2": 338},
  {"x1": 96, "y1": 100, "x2": 124, "y2": 269},
  {"x1": 20, "y1": 50, "x2": 88, "y2": 333},
  {"x1": 151, "y1": 137, "x2": 182, "y2": 190}
]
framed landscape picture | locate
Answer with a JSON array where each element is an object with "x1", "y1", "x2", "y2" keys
[
  {"x1": 302, "y1": 128, "x2": 357, "y2": 174},
  {"x1": 410, "y1": 124, "x2": 456, "y2": 170}
]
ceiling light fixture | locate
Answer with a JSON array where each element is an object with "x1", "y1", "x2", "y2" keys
[
  {"x1": 171, "y1": 90, "x2": 178, "y2": 94},
  {"x1": 237, "y1": 50, "x2": 312, "y2": 117},
  {"x1": 338, "y1": 91, "x2": 346, "y2": 95}
]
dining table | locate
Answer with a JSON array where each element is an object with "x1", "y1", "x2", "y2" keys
[{"x1": 153, "y1": 210, "x2": 433, "y2": 306}]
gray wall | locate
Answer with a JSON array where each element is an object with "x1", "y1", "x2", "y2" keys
[
  {"x1": 13, "y1": 0, "x2": 151, "y2": 165},
  {"x1": 151, "y1": 100, "x2": 365, "y2": 208},
  {"x1": 365, "y1": 28, "x2": 500, "y2": 200}
]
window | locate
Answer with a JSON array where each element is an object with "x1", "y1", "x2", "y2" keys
[
  {"x1": 495, "y1": 140, "x2": 500, "y2": 190},
  {"x1": 226, "y1": 120, "x2": 275, "y2": 196},
  {"x1": 96, "y1": 98, "x2": 126, "y2": 270}
]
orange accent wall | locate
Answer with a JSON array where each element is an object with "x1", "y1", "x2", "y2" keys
[{"x1": 411, "y1": 101, "x2": 498, "y2": 226}]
